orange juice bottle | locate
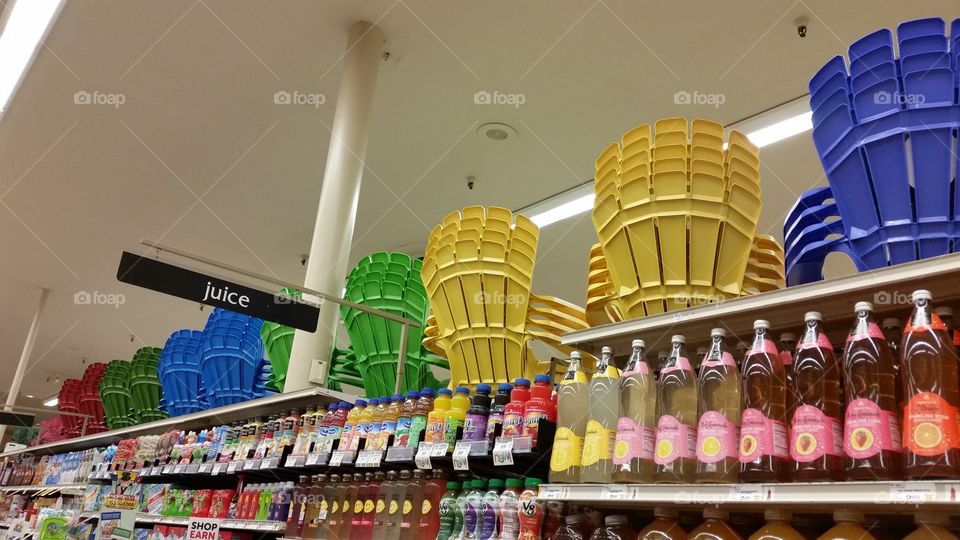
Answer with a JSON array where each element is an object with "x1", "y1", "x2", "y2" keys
[
  {"x1": 903, "y1": 511, "x2": 958, "y2": 539},
  {"x1": 842, "y1": 302, "x2": 904, "y2": 480},
  {"x1": 740, "y1": 320, "x2": 789, "y2": 483},
  {"x1": 688, "y1": 509, "x2": 742, "y2": 539},
  {"x1": 638, "y1": 507, "x2": 687, "y2": 539},
  {"x1": 425, "y1": 389, "x2": 451, "y2": 445},
  {"x1": 378, "y1": 394, "x2": 402, "y2": 449},
  {"x1": 654, "y1": 335, "x2": 698, "y2": 483},
  {"x1": 790, "y1": 312, "x2": 844, "y2": 481},
  {"x1": 900, "y1": 290, "x2": 960, "y2": 479},
  {"x1": 367, "y1": 398, "x2": 387, "y2": 450},
  {"x1": 816, "y1": 510, "x2": 876, "y2": 540},
  {"x1": 696, "y1": 328, "x2": 741, "y2": 483},
  {"x1": 748, "y1": 510, "x2": 805, "y2": 540}
]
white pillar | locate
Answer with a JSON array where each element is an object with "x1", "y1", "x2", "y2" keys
[
  {"x1": 285, "y1": 21, "x2": 385, "y2": 392},
  {"x1": 0, "y1": 288, "x2": 49, "y2": 441}
]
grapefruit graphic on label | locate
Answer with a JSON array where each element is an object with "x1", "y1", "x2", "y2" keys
[
  {"x1": 613, "y1": 440, "x2": 630, "y2": 460},
  {"x1": 795, "y1": 433, "x2": 816, "y2": 456},
  {"x1": 914, "y1": 422, "x2": 943, "y2": 449},
  {"x1": 701, "y1": 436, "x2": 721, "y2": 458},
  {"x1": 656, "y1": 439, "x2": 673, "y2": 459},
  {"x1": 850, "y1": 427, "x2": 873, "y2": 451},
  {"x1": 740, "y1": 434, "x2": 757, "y2": 456}
]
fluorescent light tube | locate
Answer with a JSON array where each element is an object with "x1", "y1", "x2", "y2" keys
[
  {"x1": 744, "y1": 110, "x2": 813, "y2": 147},
  {"x1": 519, "y1": 182, "x2": 595, "y2": 228},
  {"x1": 0, "y1": 0, "x2": 65, "y2": 121},
  {"x1": 42, "y1": 396, "x2": 58, "y2": 407}
]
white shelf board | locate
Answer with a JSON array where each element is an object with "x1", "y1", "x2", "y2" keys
[
  {"x1": 563, "y1": 252, "x2": 960, "y2": 353},
  {"x1": 77, "y1": 512, "x2": 285, "y2": 533}
]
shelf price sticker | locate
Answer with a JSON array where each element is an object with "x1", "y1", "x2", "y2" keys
[
  {"x1": 415, "y1": 444, "x2": 434, "y2": 470},
  {"x1": 727, "y1": 485, "x2": 765, "y2": 502},
  {"x1": 242, "y1": 460, "x2": 259, "y2": 471},
  {"x1": 305, "y1": 453, "x2": 322, "y2": 466},
  {"x1": 226, "y1": 461, "x2": 240, "y2": 474},
  {"x1": 185, "y1": 464, "x2": 200, "y2": 474},
  {"x1": 888, "y1": 482, "x2": 937, "y2": 504},
  {"x1": 539, "y1": 485, "x2": 567, "y2": 499},
  {"x1": 284, "y1": 455, "x2": 303, "y2": 468},
  {"x1": 452, "y1": 442, "x2": 471, "y2": 471},
  {"x1": 358, "y1": 450, "x2": 383, "y2": 468},
  {"x1": 601, "y1": 485, "x2": 631, "y2": 500},
  {"x1": 162, "y1": 464, "x2": 174, "y2": 475},
  {"x1": 493, "y1": 438, "x2": 515, "y2": 466},
  {"x1": 260, "y1": 457, "x2": 279, "y2": 470},
  {"x1": 173, "y1": 464, "x2": 185, "y2": 474},
  {"x1": 210, "y1": 463, "x2": 224, "y2": 476},
  {"x1": 197, "y1": 463, "x2": 212, "y2": 474},
  {"x1": 329, "y1": 451, "x2": 347, "y2": 467}
]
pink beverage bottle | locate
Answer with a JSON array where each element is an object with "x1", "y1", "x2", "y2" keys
[
  {"x1": 327, "y1": 403, "x2": 351, "y2": 451},
  {"x1": 790, "y1": 312, "x2": 844, "y2": 482},
  {"x1": 524, "y1": 375, "x2": 557, "y2": 447},
  {"x1": 501, "y1": 379, "x2": 531, "y2": 439},
  {"x1": 740, "y1": 320, "x2": 789, "y2": 483},
  {"x1": 316, "y1": 403, "x2": 337, "y2": 452}
]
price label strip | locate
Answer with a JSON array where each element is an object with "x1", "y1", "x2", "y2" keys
[
  {"x1": 415, "y1": 444, "x2": 433, "y2": 470},
  {"x1": 162, "y1": 464, "x2": 174, "y2": 474},
  {"x1": 430, "y1": 443, "x2": 448, "y2": 458},
  {"x1": 211, "y1": 463, "x2": 223, "y2": 476},
  {"x1": 358, "y1": 451, "x2": 383, "y2": 468},
  {"x1": 197, "y1": 463, "x2": 212, "y2": 474},
  {"x1": 260, "y1": 458, "x2": 279, "y2": 470},
  {"x1": 492, "y1": 438, "x2": 514, "y2": 466},
  {"x1": 539, "y1": 486, "x2": 567, "y2": 499},
  {"x1": 305, "y1": 453, "x2": 322, "y2": 466},
  {"x1": 889, "y1": 482, "x2": 937, "y2": 503},
  {"x1": 185, "y1": 464, "x2": 200, "y2": 474},
  {"x1": 728, "y1": 485, "x2": 765, "y2": 502},
  {"x1": 226, "y1": 461, "x2": 240, "y2": 473},
  {"x1": 173, "y1": 464, "x2": 185, "y2": 474},
  {"x1": 452, "y1": 442, "x2": 471, "y2": 471},
  {"x1": 329, "y1": 451, "x2": 346, "y2": 467},
  {"x1": 243, "y1": 460, "x2": 259, "y2": 471},
  {"x1": 601, "y1": 485, "x2": 631, "y2": 500}
]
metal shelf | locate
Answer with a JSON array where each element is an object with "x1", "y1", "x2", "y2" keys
[
  {"x1": 77, "y1": 512, "x2": 285, "y2": 533},
  {"x1": 562, "y1": 252, "x2": 960, "y2": 353},
  {"x1": 0, "y1": 387, "x2": 356, "y2": 458},
  {"x1": 539, "y1": 481, "x2": 960, "y2": 511}
]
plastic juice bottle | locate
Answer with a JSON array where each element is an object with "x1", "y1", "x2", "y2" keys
[
  {"x1": 426, "y1": 389, "x2": 452, "y2": 445},
  {"x1": 342, "y1": 400, "x2": 367, "y2": 452},
  {"x1": 882, "y1": 318, "x2": 905, "y2": 407},
  {"x1": 748, "y1": 510, "x2": 804, "y2": 540},
  {"x1": 444, "y1": 387, "x2": 472, "y2": 451},
  {"x1": 790, "y1": 312, "x2": 844, "y2": 481},
  {"x1": 502, "y1": 379, "x2": 531, "y2": 439},
  {"x1": 325, "y1": 474, "x2": 342, "y2": 537},
  {"x1": 498, "y1": 478, "x2": 522, "y2": 540},
  {"x1": 486, "y1": 383, "x2": 512, "y2": 444},
  {"x1": 316, "y1": 404, "x2": 337, "y2": 452},
  {"x1": 280, "y1": 410, "x2": 301, "y2": 453},
  {"x1": 525, "y1": 374, "x2": 557, "y2": 447},
  {"x1": 740, "y1": 320, "x2": 789, "y2": 483},
  {"x1": 435, "y1": 481, "x2": 460, "y2": 540},
  {"x1": 900, "y1": 290, "x2": 960, "y2": 479},
  {"x1": 407, "y1": 388, "x2": 435, "y2": 448},
  {"x1": 479, "y1": 479, "x2": 503, "y2": 540},
  {"x1": 373, "y1": 471, "x2": 393, "y2": 540},
  {"x1": 395, "y1": 391, "x2": 419, "y2": 448},
  {"x1": 368, "y1": 398, "x2": 387, "y2": 450},
  {"x1": 418, "y1": 470, "x2": 445, "y2": 538},
  {"x1": 842, "y1": 302, "x2": 904, "y2": 480},
  {"x1": 778, "y1": 334, "x2": 799, "y2": 425},
  {"x1": 326, "y1": 403, "x2": 351, "y2": 452},
  {"x1": 654, "y1": 335, "x2": 699, "y2": 483},
  {"x1": 385, "y1": 470, "x2": 409, "y2": 539},
  {"x1": 903, "y1": 511, "x2": 958, "y2": 539},
  {"x1": 355, "y1": 473, "x2": 376, "y2": 540},
  {"x1": 613, "y1": 339, "x2": 657, "y2": 483},
  {"x1": 339, "y1": 475, "x2": 357, "y2": 539},
  {"x1": 581, "y1": 346, "x2": 621, "y2": 483},
  {"x1": 517, "y1": 478, "x2": 544, "y2": 540},
  {"x1": 596, "y1": 515, "x2": 636, "y2": 540},
  {"x1": 303, "y1": 476, "x2": 324, "y2": 538},
  {"x1": 399, "y1": 470, "x2": 425, "y2": 540},
  {"x1": 356, "y1": 398, "x2": 379, "y2": 451},
  {"x1": 286, "y1": 475, "x2": 310, "y2": 537},
  {"x1": 464, "y1": 384, "x2": 493, "y2": 442},
  {"x1": 696, "y1": 328, "x2": 742, "y2": 484},
  {"x1": 637, "y1": 507, "x2": 687, "y2": 539},
  {"x1": 816, "y1": 510, "x2": 876, "y2": 540},
  {"x1": 462, "y1": 480, "x2": 484, "y2": 540},
  {"x1": 379, "y1": 394, "x2": 403, "y2": 449},
  {"x1": 294, "y1": 408, "x2": 316, "y2": 455},
  {"x1": 688, "y1": 509, "x2": 742, "y2": 540},
  {"x1": 450, "y1": 480, "x2": 469, "y2": 540},
  {"x1": 550, "y1": 352, "x2": 589, "y2": 483}
]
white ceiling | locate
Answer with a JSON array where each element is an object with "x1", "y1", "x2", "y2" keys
[{"x1": 0, "y1": 0, "x2": 953, "y2": 406}]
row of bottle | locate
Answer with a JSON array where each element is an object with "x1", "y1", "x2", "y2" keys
[
  {"x1": 550, "y1": 290, "x2": 960, "y2": 484},
  {"x1": 435, "y1": 477, "x2": 547, "y2": 540},
  {"x1": 235, "y1": 482, "x2": 294, "y2": 521}
]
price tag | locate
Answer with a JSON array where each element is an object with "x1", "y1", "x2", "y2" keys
[
  {"x1": 160, "y1": 464, "x2": 172, "y2": 474},
  {"x1": 728, "y1": 485, "x2": 765, "y2": 502},
  {"x1": 185, "y1": 464, "x2": 200, "y2": 474},
  {"x1": 539, "y1": 485, "x2": 567, "y2": 499},
  {"x1": 452, "y1": 442, "x2": 471, "y2": 471},
  {"x1": 305, "y1": 453, "x2": 321, "y2": 466},
  {"x1": 211, "y1": 463, "x2": 223, "y2": 476},
  {"x1": 139, "y1": 468, "x2": 151, "y2": 478},
  {"x1": 492, "y1": 438, "x2": 514, "y2": 466},
  {"x1": 358, "y1": 451, "x2": 382, "y2": 468},
  {"x1": 329, "y1": 452, "x2": 345, "y2": 467},
  {"x1": 284, "y1": 455, "x2": 302, "y2": 468},
  {"x1": 415, "y1": 444, "x2": 433, "y2": 470},
  {"x1": 260, "y1": 457, "x2": 278, "y2": 469},
  {"x1": 243, "y1": 460, "x2": 258, "y2": 471},
  {"x1": 226, "y1": 461, "x2": 240, "y2": 473},
  {"x1": 173, "y1": 464, "x2": 185, "y2": 474},
  {"x1": 601, "y1": 485, "x2": 631, "y2": 500},
  {"x1": 430, "y1": 443, "x2": 448, "y2": 458},
  {"x1": 889, "y1": 482, "x2": 937, "y2": 503},
  {"x1": 197, "y1": 463, "x2": 212, "y2": 474}
]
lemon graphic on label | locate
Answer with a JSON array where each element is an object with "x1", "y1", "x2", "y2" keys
[
  {"x1": 656, "y1": 439, "x2": 673, "y2": 459},
  {"x1": 701, "y1": 436, "x2": 721, "y2": 457},
  {"x1": 613, "y1": 440, "x2": 630, "y2": 460},
  {"x1": 740, "y1": 435, "x2": 757, "y2": 456},
  {"x1": 376, "y1": 500, "x2": 385, "y2": 513},
  {"x1": 355, "y1": 501, "x2": 364, "y2": 513},
  {"x1": 550, "y1": 446, "x2": 570, "y2": 471},
  {"x1": 850, "y1": 427, "x2": 873, "y2": 451},
  {"x1": 422, "y1": 499, "x2": 432, "y2": 515},
  {"x1": 914, "y1": 422, "x2": 943, "y2": 449}
]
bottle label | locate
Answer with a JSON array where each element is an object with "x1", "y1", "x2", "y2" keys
[
  {"x1": 696, "y1": 411, "x2": 739, "y2": 463},
  {"x1": 381, "y1": 421, "x2": 397, "y2": 437},
  {"x1": 407, "y1": 416, "x2": 427, "y2": 447},
  {"x1": 702, "y1": 352, "x2": 737, "y2": 369},
  {"x1": 517, "y1": 497, "x2": 543, "y2": 540},
  {"x1": 395, "y1": 417, "x2": 412, "y2": 446},
  {"x1": 654, "y1": 414, "x2": 695, "y2": 464},
  {"x1": 501, "y1": 413, "x2": 525, "y2": 438},
  {"x1": 612, "y1": 417, "x2": 654, "y2": 464},
  {"x1": 402, "y1": 500, "x2": 412, "y2": 515},
  {"x1": 622, "y1": 361, "x2": 651, "y2": 376},
  {"x1": 444, "y1": 417, "x2": 464, "y2": 445},
  {"x1": 903, "y1": 392, "x2": 960, "y2": 456},
  {"x1": 549, "y1": 427, "x2": 583, "y2": 472},
  {"x1": 797, "y1": 333, "x2": 833, "y2": 350},
  {"x1": 661, "y1": 356, "x2": 693, "y2": 374},
  {"x1": 376, "y1": 499, "x2": 385, "y2": 513},
  {"x1": 354, "y1": 500, "x2": 364, "y2": 514},
  {"x1": 739, "y1": 408, "x2": 788, "y2": 462},
  {"x1": 844, "y1": 398, "x2": 902, "y2": 458},
  {"x1": 389, "y1": 500, "x2": 398, "y2": 515},
  {"x1": 524, "y1": 408, "x2": 548, "y2": 444},
  {"x1": 421, "y1": 499, "x2": 432, "y2": 515},
  {"x1": 789, "y1": 405, "x2": 842, "y2": 461},
  {"x1": 485, "y1": 412, "x2": 503, "y2": 441},
  {"x1": 463, "y1": 503, "x2": 478, "y2": 534},
  {"x1": 846, "y1": 322, "x2": 885, "y2": 342},
  {"x1": 747, "y1": 339, "x2": 779, "y2": 356},
  {"x1": 581, "y1": 420, "x2": 614, "y2": 466},
  {"x1": 779, "y1": 350, "x2": 793, "y2": 366},
  {"x1": 464, "y1": 414, "x2": 489, "y2": 441},
  {"x1": 331, "y1": 501, "x2": 339, "y2": 514},
  {"x1": 425, "y1": 418, "x2": 445, "y2": 443},
  {"x1": 905, "y1": 313, "x2": 947, "y2": 332}
]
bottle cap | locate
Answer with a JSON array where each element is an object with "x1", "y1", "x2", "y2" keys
[
  {"x1": 420, "y1": 388, "x2": 435, "y2": 397},
  {"x1": 704, "y1": 508, "x2": 729, "y2": 520},
  {"x1": 355, "y1": 399, "x2": 368, "y2": 407},
  {"x1": 487, "y1": 479, "x2": 504, "y2": 488},
  {"x1": 437, "y1": 388, "x2": 452, "y2": 396},
  {"x1": 804, "y1": 311, "x2": 822, "y2": 322},
  {"x1": 604, "y1": 515, "x2": 629, "y2": 526},
  {"x1": 764, "y1": 509, "x2": 792, "y2": 521},
  {"x1": 834, "y1": 509, "x2": 864, "y2": 523},
  {"x1": 327, "y1": 403, "x2": 337, "y2": 410},
  {"x1": 534, "y1": 374, "x2": 551, "y2": 384},
  {"x1": 498, "y1": 383, "x2": 513, "y2": 392},
  {"x1": 914, "y1": 511, "x2": 948, "y2": 526},
  {"x1": 653, "y1": 507, "x2": 678, "y2": 519},
  {"x1": 446, "y1": 481, "x2": 460, "y2": 489},
  {"x1": 505, "y1": 478, "x2": 522, "y2": 488},
  {"x1": 779, "y1": 332, "x2": 796, "y2": 342},
  {"x1": 710, "y1": 328, "x2": 726, "y2": 337},
  {"x1": 455, "y1": 386, "x2": 471, "y2": 395},
  {"x1": 601, "y1": 346, "x2": 614, "y2": 354},
  {"x1": 754, "y1": 319, "x2": 770, "y2": 329},
  {"x1": 854, "y1": 301, "x2": 873, "y2": 312},
  {"x1": 523, "y1": 477, "x2": 542, "y2": 487},
  {"x1": 367, "y1": 398, "x2": 380, "y2": 406},
  {"x1": 406, "y1": 390, "x2": 420, "y2": 399},
  {"x1": 631, "y1": 339, "x2": 645, "y2": 348},
  {"x1": 476, "y1": 383, "x2": 491, "y2": 394},
  {"x1": 912, "y1": 289, "x2": 932, "y2": 302},
  {"x1": 514, "y1": 378, "x2": 531, "y2": 387},
  {"x1": 671, "y1": 334, "x2": 686, "y2": 343},
  {"x1": 564, "y1": 514, "x2": 585, "y2": 525},
  {"x1": 570, "y1": 351, "x2": 581, "y2": 359},
  {"x1": 339, "y1": 402, "x2": 352, "y2": 410},
  {"x1": 934, "y1": 306, "x2": 954, "y2": 317},
  {"x1": 881, "y1": 317, "x2": 901, "y2": 328},
  {"x1": 392, "y1": 393, "x2": 403, "y2": 401}
]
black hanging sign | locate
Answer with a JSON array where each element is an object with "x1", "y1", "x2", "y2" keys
[
  {"x1": 116, "y1": 251, "x2": 319, "y2": 331},
  {"x1": 0, "y1": 411, "x2": 35, "y2": 428}
]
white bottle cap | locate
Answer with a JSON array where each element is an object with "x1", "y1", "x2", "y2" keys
[
  {"x1": 703, "y1": 508, "x2": 729, "y2": 520},
  {"x1": 854, "y1": 301, "x2": 873, "y2": 312},
  {"x1": 671, "y1": 334, "x2": 686, "y2": 344},
  {"x1": 912, "y1": 289, "x2": 932, "y2": 302},
  {"x1": 710, "y1": 328, "x2": 727, "y2": 337},
  {"x1": 804, "y1": 311, "x2": 822, "y2": 322},
  {"x1": 631, "y1": 339, "x2": 645, "y2": 348},
  {"x1": 601, "y1": 346, "x2": 614, "y2": 354},
  {"x1": 754, "y1": 319, "x2": 770, "y2": 330},
  {"x1": 570, "y1": 351, "x2": 581, "y2": 359},
  {"x1": 934, "y1": 306, "x2": 954, "y2": 317}
]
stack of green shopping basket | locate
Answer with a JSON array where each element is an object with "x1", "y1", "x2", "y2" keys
[
  {"x1": 130, "y1": 347, "x2": 167, "y2": 422},
  {"x1": 98, "y1": 360, "x2": 137, "y2": 429}
]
